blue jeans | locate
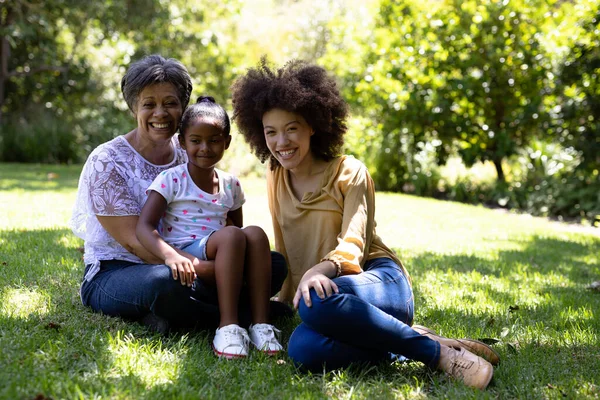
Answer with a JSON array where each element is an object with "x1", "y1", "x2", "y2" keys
[
  {"x1": 80, "y1": 251, "x2": 287, "y2": 329},
  {"x1": 288, "y1": 257, "x2": 440, "y2": 371}
]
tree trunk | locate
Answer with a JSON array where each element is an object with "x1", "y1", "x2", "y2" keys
[
  {"x1": 493, "y1": 157, "x2": 505, "y2": 183},
  {"x1": 0, "y1": 5, "x2": 14, "y2": 125},
  {"x1": 0, "y1": 36, "x2": 8, "y2": 125}
]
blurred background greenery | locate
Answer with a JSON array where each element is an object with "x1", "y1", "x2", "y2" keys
[{"x1": 1, "y1": 0, "x2": 598, "y2": 225}]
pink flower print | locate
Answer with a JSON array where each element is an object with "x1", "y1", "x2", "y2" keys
[
  {"x1": 206, "y1": 217, "x2": 211, "y2": 222},
  {"x1": 201, "y1": 226, "x2": 207, "y2": 231},
  {"x1": 161, "y1": 183, "x2": 166, "y2": 188},
  {"x1": 182, "y1": 172, "x2": 187, "y2": 178},
  {"x1": 183, "y1": 209, "x2": 188, "y2": 215},
  {"x1": 236, "y1": 181, "x2": 240, "y2": 186},
  {"x1": 173, "y1": 178, "x2": 178, "y2": 183},
  {"x1": 211, "y1": 199, "x2": 217, "y2": 203},
  {"x1": 199, "y1": 194, "x2": 204, "y2": 199},
  {"x1": 191, "y1": 234, "x2": 196, "y2": 239}
]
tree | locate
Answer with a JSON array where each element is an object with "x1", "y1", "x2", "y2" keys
[
  {"x1": 352, "y1": 0, "x2": 555, "y2": 188},
  {"x1": 559, "y1": 7, "x2": 600, "y2": 174},
  {"x1": 0, "y1": 0, "x2": 247, "y2": 162}
]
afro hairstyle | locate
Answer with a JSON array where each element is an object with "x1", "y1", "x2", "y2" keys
[{"x1": 231, "y1": 58, "x2": 348, "y2": 169}]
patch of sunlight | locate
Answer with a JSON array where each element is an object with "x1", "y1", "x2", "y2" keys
[
  {"x1": 107, "y1": 331, "x2": 187, "y2": 388},
  {"x1": 559, "y1": 306, "x2": 595, "y2": 323},
  {"x1": 56, "y1": 233, "x2": 80, "y2": 248},
  {"x1": 0, "y1": 287, "x2": 50, "y2": 318},
  {"x1": 0, "y1": 191, "x2": 76, "y2": 229}
]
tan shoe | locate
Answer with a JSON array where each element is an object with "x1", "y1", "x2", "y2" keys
[
  {"x1": 413, "y1": 324, "x2": 500, "y2": 366},
  {"x1": 439, "y1": 346, "x2": 494, "y2": 390}
]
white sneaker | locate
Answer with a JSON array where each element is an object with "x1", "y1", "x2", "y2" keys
[
  {"x1": 249, "y1": 323, "x2": 283, "y2": 355},
  {"x1": 212, "y1": 324, "x2": 250, "y2": 359}
]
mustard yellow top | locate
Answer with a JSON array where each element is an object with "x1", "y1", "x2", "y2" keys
[{"x1": 267, "y1": 155, "x2": 410, "y2": 303}]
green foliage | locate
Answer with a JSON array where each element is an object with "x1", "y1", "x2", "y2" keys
[
  {"x1": 0, "y1": 108, "x2": 79, "y2": 163},
  {"x1": 354, "y1": 0, "x2": 555, "y2": 186},
  {"x1": 558, "y1": 7, "x2": 600, "y2": 174},
  {"x1": 0, "y1": 0, "x2": 247, "y2": 163}
]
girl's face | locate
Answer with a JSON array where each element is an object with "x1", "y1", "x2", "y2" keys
[
  {"x1": 135, "y1": 82, "x2": 183, "y2": 141},
  {"x1": 179, "y1": 118, "x2": 231, "y2": 172},
  {"x1": 262, "y1": 108, "x2": 315, "y2": 172}
]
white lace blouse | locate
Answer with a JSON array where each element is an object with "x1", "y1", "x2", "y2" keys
[{"x1": 70, "y1": 135, "x2": 187, "y2": 281}]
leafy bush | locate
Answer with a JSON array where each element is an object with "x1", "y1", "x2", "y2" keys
[{"x1": 0, "y1": 109, "x2": 81, "y2": 164}]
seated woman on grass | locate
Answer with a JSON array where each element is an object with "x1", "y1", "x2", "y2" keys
[
  {"x1": 70, "y1": 54, "x2": 289, "y2": 335},
  {"x1": 231, "y1": 59, "x2": 500, "y2": 390}
]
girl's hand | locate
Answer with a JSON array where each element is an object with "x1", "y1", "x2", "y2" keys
[
  {"x1": 293, "y1": 262, "x2": 339, "y2": 309},
  {"x1": 165, "y1": 253, "x2": 196, "y2": 287}
]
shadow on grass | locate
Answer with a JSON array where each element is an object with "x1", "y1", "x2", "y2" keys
[
  {"x1": 405, "y1": 233, "x2": 600, "y2": 396},
  {"x1": 2, "y1": 227, "x2": 599, "y2": 398}
]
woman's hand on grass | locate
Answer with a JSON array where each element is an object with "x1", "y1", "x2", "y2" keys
[{"x1": 293, "y1": 261, "x2": 339, "y2": 309}]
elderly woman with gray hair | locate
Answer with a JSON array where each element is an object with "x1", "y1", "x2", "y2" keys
[{"x1": 70, "y1": 55, "x2": 288, "y2": 333}]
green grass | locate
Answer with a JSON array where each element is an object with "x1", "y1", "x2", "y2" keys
[{"x1": 1, "y1": 161, "x2": 599, "y2": 399}]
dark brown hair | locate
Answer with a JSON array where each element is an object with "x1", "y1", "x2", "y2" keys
[{"x1": 231, "y1": 58, "x2": 348, "y2": 168}]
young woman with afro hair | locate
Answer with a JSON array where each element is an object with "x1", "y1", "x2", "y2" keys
[{"x1": 231, "y1": 59, "x2": 499, "y2": 390}]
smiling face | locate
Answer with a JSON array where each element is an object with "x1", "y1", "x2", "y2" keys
[
  {"x1": 262, "y1": 108, "x2": 315, "y2": 172},
  {"x1": 135, "y1": 82, "x2": 183, "y2": 142},
  {"x1": 179, "y1": 118, "x2": 231, "y2": 173}
]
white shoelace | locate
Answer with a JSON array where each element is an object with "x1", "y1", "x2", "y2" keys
[
  {"x1": 251, "y1": 324, "x2": 281, "y2": 346},
  {"x1": 219, "y1": 326, "x2": 250, "y2": 349}
]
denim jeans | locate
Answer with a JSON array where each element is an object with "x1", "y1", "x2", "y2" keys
[
  {"x1": 287, "y1": 257, "x2": 440, "y2": 371},
  {"x1": 80, "y1": 251, "x2": 287, "y2": 329}
]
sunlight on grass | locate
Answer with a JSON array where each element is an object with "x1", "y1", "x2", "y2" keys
[
  {"x1": 1, "y1": 164, "x2": 599, "y2": 399},
  {"x1": 107, "y1": 332, "x2": 186, "y2": 388},
  {"x1": 559, "y1": 306, "x2": 595, "y2": 323},
  {"x1": 0, "y1": 287, "x2": 50, "y2": 318},
  {"x1": 0, "y1": 192, "x2": 77, "y2": 229}
]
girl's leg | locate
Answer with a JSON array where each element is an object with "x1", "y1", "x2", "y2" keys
[
  {"x1": 204, "y1": 226, "x2": 247, "y2": 327},
  {"x1": 240, "y1": 226, "x2": 271, "y2": 324},
  {"x1": 289, "y1": 257, "x2": 440, "y2": 369}
]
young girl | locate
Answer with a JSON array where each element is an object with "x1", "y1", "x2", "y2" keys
[
  {"x1": 136, "y1": 96, "x2": 282, "y2": 359},
  {"x1": 231, "y1": 60, "x2": 499, "y2": 389}
]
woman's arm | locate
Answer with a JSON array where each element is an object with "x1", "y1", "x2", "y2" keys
[
  {"x1": 293, "y1": 260, "x2": 339, "y2": 309},
  {"x1": 294, "y1": 161, "x2": 374, "y2": 308},
  {"x1": 97, "y1": 215, "x2": 164, "y2": 264},
  {"x1": 320, "y1": 162, "x2": 374, "y2": 275}
]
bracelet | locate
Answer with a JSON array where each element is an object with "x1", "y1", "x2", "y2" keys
[{"x1": 321, "y1": 257, "x2": 342, "y2": 277}]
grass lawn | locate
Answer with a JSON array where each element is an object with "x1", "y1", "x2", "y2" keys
[{"x1": 0, "y1": 162, "x2": 599, "y2": 399}]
